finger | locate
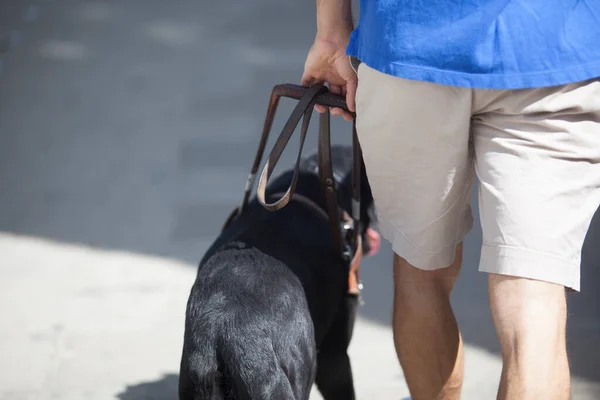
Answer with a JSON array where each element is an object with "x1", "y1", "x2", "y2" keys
[
  {"x1": 314, "y1": 104, "x2": 327, "y2": 113},
  {"x1": 330, "y1": 107, "x2": 352, "y2": 121},
  {"x1": 328, "y1": 84, "x2": 343, "y2": 95},
  {"x1": 345, "y1": 76, "x2": 358, "y2": 113},
  {"x1": 330, "y1": 107, "x2": 344, "y2": 116},
  {"x1": 300, "y1": 71, "x2": 315, "y2": 87},
  {"x1": 301, "y1": 73, "x2": 324, "y2": 88},
  {"x1": 328, "y1": 86, "x2": 352, "y2": 119}
]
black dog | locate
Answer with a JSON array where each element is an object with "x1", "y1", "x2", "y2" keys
[{"x1": 179, "y1": 145, "x2": 380, "y2": 400}]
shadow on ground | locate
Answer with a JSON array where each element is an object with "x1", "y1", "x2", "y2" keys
[{"x1": 117, "y1": 374, "x2": 179, "y2": 400}]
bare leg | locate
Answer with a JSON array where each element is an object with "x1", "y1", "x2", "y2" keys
[
  {"x1": 393, "y1": 244, "x2": 464, "y2": 400},
  {"x1": 489, "y1": 274, "x2": 570, "y2": 400}
]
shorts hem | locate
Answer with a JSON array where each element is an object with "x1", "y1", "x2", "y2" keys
[
  {"x1": 377, "y1": 213, "x2": 473, "y2": 270},
  {"x1": 479, "y1": 244, "x2": 580, "y2": 292}
]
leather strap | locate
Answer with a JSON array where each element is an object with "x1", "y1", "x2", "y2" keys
[
  {"x1": 237, "y1": 91, "x2": 281, "y2": 215},
  {"x1": 237, "y1": 84, "x2": 354, "y2": 217},
  {"x1": 318, "y1": 111, "x2": 343, "y2": 255},
  {"x1": 351, "y1": 120, "x2": 361, "y2": 253},
  {"x1": 232, "y1": 83, "x2": 363, "y2": 263},
  {"x1": 270, "y1": 192, "x2": 330, "y2": 221},
  {"x1": 256, "y1": 84, "x2": 327, "y2": 211}
]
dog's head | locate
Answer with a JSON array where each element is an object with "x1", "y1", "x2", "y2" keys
[{"x1": 298, "y1": 145, "x2": 380, "y2": 257}]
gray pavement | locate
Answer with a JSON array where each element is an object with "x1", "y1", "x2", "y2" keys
[{"x1": 0, "y1": 0, "x2": 598, "y2": 399}]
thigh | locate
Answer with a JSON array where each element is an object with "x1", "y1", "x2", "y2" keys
[
  {"x1": 355, "y1": 63, "x2": 475, "y2": 269},
  {"x1": 473, "y1": 78, "x2": 600, "y2": 291}
]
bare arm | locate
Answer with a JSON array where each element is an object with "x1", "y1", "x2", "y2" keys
[
  {"x1": 302, "y1": 0, "x2": 357, "y2": 116},
  {"x1": 316, "y1": 0, "x2": 354, "y2": 43}
]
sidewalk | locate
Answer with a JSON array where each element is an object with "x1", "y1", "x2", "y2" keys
[{"x1": 1, "y1": 233, "x2": 598, "y2": 399}]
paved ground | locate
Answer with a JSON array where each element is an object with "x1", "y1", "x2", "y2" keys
[{"x1": 0, "y1": 0, "x2": 599, "y2": 399}]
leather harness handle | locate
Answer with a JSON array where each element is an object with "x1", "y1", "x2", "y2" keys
[
  {"x1": 272, "y1": 84, "x2": 353, "y2": 114},
  {"x1": 351, "y1": 120, "x2": 361, "y2": 252},
  {"x1": 256, "y1": 84, "x2": 327, "y2": 211},
  {"x1": 233, "y1": 83, "x2": 362, "y2": 262},
  {"x1": 318, "y1": 110, "x2": 344, "y2": 254},
  {"x1": 238, "y1": 84, "x2": 354, "y2": 215}
]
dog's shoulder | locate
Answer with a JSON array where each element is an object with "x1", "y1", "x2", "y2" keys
[
  {"x1": 201, "y1": 241, "x2": 266, "y2": 270},
  {"x1": 196, "y1": 242, "x2": 301, "y2": 294}
]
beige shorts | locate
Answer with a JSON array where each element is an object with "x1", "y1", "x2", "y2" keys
[{"x1": 355, "y1": 63, "x2": 600, "y2": 291}]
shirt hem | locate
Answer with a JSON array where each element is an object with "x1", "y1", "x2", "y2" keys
[{"x1": 347, "y1": 45, "x2": 600, "y2": 90}]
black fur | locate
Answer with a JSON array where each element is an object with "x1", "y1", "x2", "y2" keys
[{"x1": 179, "y1": 146, "x2": 375, "y2": 400}]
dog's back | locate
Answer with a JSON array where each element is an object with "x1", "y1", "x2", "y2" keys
[
  {"x1": 179, "y1": 243, "x2": 317, "y2": 400},
  {"x1": 179, "y1": 147, "x2": 375, "y2": 400}
]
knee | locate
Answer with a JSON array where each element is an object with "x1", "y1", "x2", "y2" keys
[{"x1": 394, "y1": 243, "x2": 463, "y2": 298}]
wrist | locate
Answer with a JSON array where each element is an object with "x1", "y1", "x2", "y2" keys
[{"x1": 315, "y1": 25, "x2": 353, "y2": 48}]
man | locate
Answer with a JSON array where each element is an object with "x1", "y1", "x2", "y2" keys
[{"x1": 301, "y1": 1, "x2": 600, "y2": 399}]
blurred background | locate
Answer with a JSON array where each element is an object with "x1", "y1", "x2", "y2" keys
[{"x1": 0, "y1": 0, "x2": 598, "y2": 399}]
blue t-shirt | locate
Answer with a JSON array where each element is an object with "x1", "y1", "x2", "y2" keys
[{"x1": 347, "y1": 0, "x2": 600, "y2": 89}]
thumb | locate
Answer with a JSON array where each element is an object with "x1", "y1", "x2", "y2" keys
[
  {"x1": 300, "y1": 70, "x2": 316, "y2": 88},
  {"x1": 345, "y1": 75, "x2": 358, "y2": 113}
]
